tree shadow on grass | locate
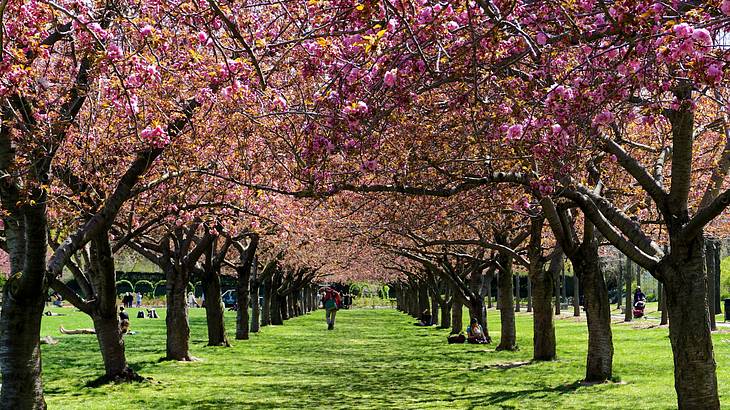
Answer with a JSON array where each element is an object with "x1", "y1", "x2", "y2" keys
[
  {"x1": 481, "y1": 381, "x2": 586, "y2": 405},
  {"x1": 470, "y1": 360, "x2": 534, "y2": 372}
]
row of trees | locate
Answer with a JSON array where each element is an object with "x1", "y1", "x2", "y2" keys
[{"x1": 1, "y1": 0, "x2": 729, "y2": 409}]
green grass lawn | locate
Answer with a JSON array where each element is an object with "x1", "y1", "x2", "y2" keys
[{"x1": 36, "y1": 306, "x2": 730, "y2": 409}]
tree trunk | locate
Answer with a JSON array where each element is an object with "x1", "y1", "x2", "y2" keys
[
  {"x1": 440, "y1": 301, "x2": 452, "y2": 329},
  {"x1": 236, "y1": 260, "x2": 252, "y2": 340},
  {"x1": 90, "y1": 234, "x2": 137, "y2": 380},
  {"x1": 280, "y1": 294, "x2": 289, "y2": 321},
  {"x1": 487, "y1": 276, "x2": 493, "y2": 308},
  {"x1": 496, "y1": 265, "x2": 517, "y2": 351},
  {"x1": 418, "y1": 284, "x2": 429, "y2": 317},
  {"x1": 287, "y1": 293, "x2": 295, "y2": 318},
  {"x1": 616, "y1": 265, "x2": 623, "y2": 310},
  {"x1": 573, "y1": 240, "x2": 613, "y2": 383},
  {"x1": 204, "y1": 272, "x2": 229, "y2": 346},
  {"x1": 624, "y1": 256, "x2": 632, "y2": 322},
  {"x1": 706, "y1": 241, "x2": 717, "y2": 331},
  {"x1": 526, "y1": 276, "x2": 532, "y2": 313},
  {"x1": 664, "y1": 236, "x2": 719, "y2": 409},
  {"x1": 531, "y1": 273, "x2": 556, "y2": 360},
  {"x1": 0, "y1": 291, "x2": 46, "y2": 409},
  {"x1": 554, "y1": 273, "x2": 561, "y2": 315},
  {"x1": 250, "y1": 280, "x2": 261, "y2": 332},
  {"x1": 451, "y1": 300, "x2": 463, "y2": 334},
  {"x1": 270, "y1": 292, "x2": 283, "y2": 325},
  {"x1": 430, "y1": 294, "x2": 439, "y2": 326},
  {"x1": 261, "y1": 279, "x2": 271, "y2": 326},
  {"x1": 514, "y1": 274, "x2": 521, "y2": 312},
  {"x1": 573, "y1": 274, "x2": 580, "y2": 317},
  {"x1": 661, "y1": 285, "x2": 669, "y2": 325},
  {"x1": 713, "y1": 243, "x2": 721, "y2": 314},
  {"x1": 93, "y1": 314, "x2": 136, "y2": 380},
  {"x1": 165, "y1": 265, "x2": 192, "y2": 361}
]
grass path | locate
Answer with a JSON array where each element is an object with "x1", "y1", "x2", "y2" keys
[{"x1": 38, "y1": 307, "x2": 730, "y2": 409}]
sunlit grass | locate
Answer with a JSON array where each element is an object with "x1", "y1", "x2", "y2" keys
[{"x1": 36, "y1": 305, "x2": 730, "y2": 409}]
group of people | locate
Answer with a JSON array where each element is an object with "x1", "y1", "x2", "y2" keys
[{"x1": 121, "y1": 292, "x2": 142, "y2": 308}]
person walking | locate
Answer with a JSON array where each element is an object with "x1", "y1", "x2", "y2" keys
[
  {"x1": 136, "y1": 292, "x2": 142, "y2": 308},
  {"x1": 322, "y1": 287, "x2": 341, "y2": 330}
]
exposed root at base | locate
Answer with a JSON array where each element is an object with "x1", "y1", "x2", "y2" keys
[{"x1": 86, "y1": 368, "x2": 147, "y2": 387}]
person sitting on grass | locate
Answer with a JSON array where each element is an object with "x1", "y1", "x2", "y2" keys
[
  {"x1": 466, "y1": 318, "x2": 488, "y2": 344},
  {"x1": 415, "y1": 310, "x2": 432, "y2": 326},
  {"x1": 119, "y1": 306, "x2": 130, "y2": 334}
]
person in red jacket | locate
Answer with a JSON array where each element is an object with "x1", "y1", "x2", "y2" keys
[{"x1": 322, "y1": 287, "x2": 341, "y2": 330}]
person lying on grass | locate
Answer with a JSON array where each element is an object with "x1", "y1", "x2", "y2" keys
[{"x1": 466, "y1": 318, "x2": 488, "y2": 344}]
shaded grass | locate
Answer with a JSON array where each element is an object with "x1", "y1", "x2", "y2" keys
[{"x1": 35, "y1": 306, "x2": 730, "y2": 409}]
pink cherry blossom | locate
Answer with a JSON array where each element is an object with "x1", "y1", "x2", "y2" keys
[
  {"x1": 592, "y1": 111, "x2": 615, "y2": 126},
  {"x1": 383, "y1": 69, "x2": 397, "y2": 87},
  {"x1": 691, "y1": 29, "x2": 712, "y2": 47},
  {"x1": 507, "y1": 124, "x2": 524, "y2": 139},
  {"x1": 140, "y1": 24, "x2": 153, "y2": 37}
]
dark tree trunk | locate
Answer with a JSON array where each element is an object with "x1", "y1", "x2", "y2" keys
[
  {"x1": 203, "y1": 272, "x2": 229, "y2": 346},
  {"x1": 0, "y1": 291, "x2": 46, "y2": 409},
  {"x1": 251, "y1": 280, "x2": 261, "y2": 332},
  {"x1": 624, "y1": 257, "x2": 632, "y2": 322},
  {"x1": 287, "y1": 293, "x2": 295, "y2": 318},
  {"x1": 93, "y1": 314, "x2": 136, "y2": 380},
  {"x1": 514, "y1": 274, "x2": 521, "y2": 312},
  {"x1": 706, "y1": 241, "x2": 717, "y2": 331},
  {"x1": 451, "y1": 300, "x2": 463, "y2": 334},
  {"x1": 430, "y1": 294, "x2": 439, "y2": 326},
  {"x1": 418, "y1": 284, "x2": 429, "y2": 317},
  {"x1": 439, "y1": 301, "x2": 452, "y2": 329},
  {"x1": 280, "y1": 294, "x2": 289, "y2": 321},
  {"x1": 531, "y1": 274, "x2": 556, "y2": 360},
  {"x1": 236, "y1": 239, "x2": 257, "y2": 339},
  {"x1": 616, "y1": 265, "x2": 623, "y2": 310},
  {"x1": 554, "y1": 272, "x2": 561, "y2": 315},
  {"x1": 664, "y1": 235, "x2": 719, "y2": 409},
  {"x1": 236, "y1": 263, "x2": 251, "y2": 339},
  {"x1": 262, "y1": 279, "x2": 272, "y2": 326},
  {"x1": 573, "y1": 274, "x2": 580, "y2": 317},
  {"x1": 713, "y1": 243, "x2": 721, "y2": 314},
  {"x1": 573, "y1": 239, "x2": 613, "y2": 383},
  {"x1": 496, "y1": 266, "x2": 517, "y2": 350},
  {"x1": 468, "y1": 267, "x2": 489, "y2": 341},
  {"x1": 486, "y1": 276, "x2": 493, "y2": 308},
  {"x1": 660, "y1": 284, "x2": 669, "y2": 325},
  {"x1": 165, "y1": 265, "x2": 192, "y2": 361},
  {"x1": 270, "y1": 292, "x2": 283, "y2": 325},
  {"x1": 526, "y1": 275, "x2": 533, "y2": 313},
  {"x1": 527, "y1": 217, "x2": 556, "y2": 361},
  {"x1": 89, "y1": 234, "x2": 137, "y2": 380}
]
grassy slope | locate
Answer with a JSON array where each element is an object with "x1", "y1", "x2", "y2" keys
[{"x1": 38, "y1": 306, "x2": 730, "y2": 410}]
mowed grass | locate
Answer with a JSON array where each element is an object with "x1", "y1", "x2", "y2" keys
[{"x1": 36, "y1": 305, "x2": 730, "y2": 409}]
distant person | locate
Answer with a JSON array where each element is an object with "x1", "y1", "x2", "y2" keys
[
  {"x1": 466, "y1": 318, "x2": 488, "y2": 344},
  {"x1": 122, "y1": 292, "x2": 132, "y2": 308},
  {"x1": 633, "y1": 286, "x2": 646, "y2": 304},
  {"x1": 136, "y1": 292, "x2": 142, "y2": 308},
  {"x1": 188, "y1": 292, "x2": 197, "y2": 308},
  {"x1": 52, "y1": 293, "x2": 63, "y2": 308},
  {"x1": 322, "y1": 287, "x2": 341, "y2": 330},
  {"x1": 119, "y1": 306, "x2": 130, "y2": 334}
]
